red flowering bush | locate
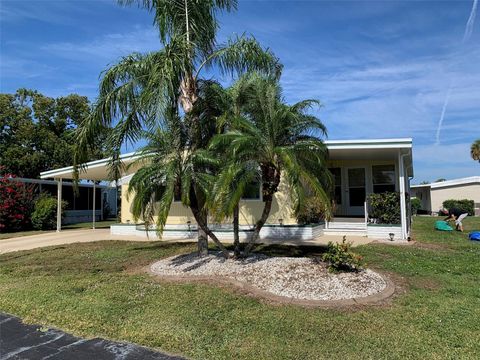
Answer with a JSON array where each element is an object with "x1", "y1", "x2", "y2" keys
[{"x1": 0, "y1": 170, "x2": 35, "y2": 232}]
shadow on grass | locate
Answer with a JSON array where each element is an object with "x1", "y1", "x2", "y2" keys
[{"x1": 229, "y1": 243, "x2": 330, "y2": 258}]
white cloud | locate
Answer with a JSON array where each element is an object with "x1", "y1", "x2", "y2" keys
[{"x1": 41, "y1": 26, "x2": 160, "y2": 65}]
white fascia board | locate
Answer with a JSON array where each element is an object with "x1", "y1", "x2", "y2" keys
[
  {"x1": 325, "y1": 138, "x2": 412, "y2": 150},
  {"x1": 5, "y1": 177, "x2": 111, "y2": 188},
  {"x1": 40, "y1": 152, "x2": 140, "y2": 179},
  {"x1": 430, "y1": 176, "x2": 480, "y2": 189}
]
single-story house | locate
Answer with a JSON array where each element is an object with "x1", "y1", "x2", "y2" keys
[
  {"x1": 40, "y1": 138, "x2": 414, "y2": 241},
  {"x1": 5, "y1": 177, "x2": 118, "y2": 224},
  {"x1": 411, "y1": 176, "x2": 480, "y2": 216}
]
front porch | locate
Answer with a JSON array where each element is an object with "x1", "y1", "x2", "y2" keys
[{"x1": 324, "y1": 139, "x2": 413, "y2": 240}]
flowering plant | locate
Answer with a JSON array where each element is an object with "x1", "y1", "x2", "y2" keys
[{"x1": 0, "y1": 168, "x2": 35, "y2": 232}]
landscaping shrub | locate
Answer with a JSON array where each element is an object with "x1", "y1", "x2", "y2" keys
[
  {"x1": 442, "y1": 199, "x2": 475, "y2": 216},
  {"x1": 31, "y1": 193, "x2": 66, "y2": 230},
  {"x1": 0, "y1": 173, "x2": 35, "y2": 232},
  {"x1": 367, "y1": 192, "x2": 401, "y2": 224},
  {"x1": 322, "y1": 237, "x2": 364, "y2": 272},
  {"x1": 295, "y1": 197, "x2": 329, "y2": 224},
  {"x1": 411, "y1": 197, "x2": 422, "y2": 215}
]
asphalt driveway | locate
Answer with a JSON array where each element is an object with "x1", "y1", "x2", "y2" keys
[{"x1": 0, "y1": 313, "x2": 184, "y2": 360}]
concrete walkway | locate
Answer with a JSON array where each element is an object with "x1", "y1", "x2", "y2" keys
[
  {"x1": 0, "y1": 313, "x2": 184, "y2": 360},
  {"x1": 0, "y1": 229, "x2": 143, "y2": 254},
  {"x1": 0, "y1": 228, "x2": 374, "y2": 254}
]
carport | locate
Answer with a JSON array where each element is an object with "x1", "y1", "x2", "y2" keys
[{"x1": 40, "y1": 152, "x2": 140, "y2": 232}]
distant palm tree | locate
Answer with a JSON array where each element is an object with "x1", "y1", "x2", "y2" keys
[
  {"x1": 74, "y1": 0, "x2": 280, "y2": 255},
  {"x1": 471, "y1": 139, "x2": 480, "y2": 162},
  {"x1": 209, "y1": 74, "x2": 331, "y2": 256}
]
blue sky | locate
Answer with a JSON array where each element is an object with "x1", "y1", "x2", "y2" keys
[{"x1": 1, "y1": 0, "x2": 479, "y2": 183}]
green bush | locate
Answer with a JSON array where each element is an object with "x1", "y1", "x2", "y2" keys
[
  {"x1": 31, "y1": 194, "x2": 66, "y2": 230},
  {"x1": 368, "y1": 192, "x2": 401, "y2": 224},
  {"x1": 322, "y1": 237, "x2": 364, "y2": 272},
  {"x1": 442, "y1": 199, "x2": 475, "y2": 216},
  {"x1": 411, "y1": 197, "x2": 422, "y2": 215},
  {"x1": 295, "y1": 197, "x2": 329, "y2": 225}
]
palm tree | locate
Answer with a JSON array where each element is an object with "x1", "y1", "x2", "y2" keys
[
  {"x1": 209, "y1": 73, "x2": 331, "y2": 256},
  {"x1": 74, "y1": 0, "x2": 280, "y2": 255},
  {"x1": 471, "y1": 139, "x2": 480, "y2": 162},
  {"x1": 126, "y1": 104, "x2": 230, "y2": 257}
]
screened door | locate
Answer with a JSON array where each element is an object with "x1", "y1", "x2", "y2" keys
[{"x1": 346, "y1": 167, "x2": 366, "y2": 215}]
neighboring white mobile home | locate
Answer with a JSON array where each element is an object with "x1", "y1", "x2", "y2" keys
[{"x1": 411, "y1": 177, "x2": 480, "y2": 216}]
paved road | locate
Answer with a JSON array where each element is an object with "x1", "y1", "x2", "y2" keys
[{"x1": 0, "y1": 314, "x2": 184, "y2": 360}]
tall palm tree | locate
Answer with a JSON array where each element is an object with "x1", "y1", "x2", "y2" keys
[
  {"x1": 471, "y1": 139, "x2": 480, "y2": 162},
  {"x1": 209, "y1": 73, "x2": 331, "y2": 256},
  {"x1": 74, "y1": 0, "x2": 280, "y2": 255}
]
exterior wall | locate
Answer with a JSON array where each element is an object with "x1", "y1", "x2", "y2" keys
[
  {"x1": 411, "y1": 187, "x2": 431, "y2": 212},
  {"x1": 430, "y1": 184, "x2": 480, "y2": 214},
  {"x1": 120, "y1": 178, "x2": 297, "y2": 226},
  {"x1": 64, "y1": 210, "x2": 102, "y2": 224},
  {"x1": 119, "y1": 158, "x2": 411, "y2": 239}
]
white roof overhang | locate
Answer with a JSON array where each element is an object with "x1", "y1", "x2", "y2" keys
[
  {"x1": 40, "y1": 152, "x2": 141, "y2": 181},
  {"x1": 40, "y1": 138, "x2": 414, "y2": 181}
]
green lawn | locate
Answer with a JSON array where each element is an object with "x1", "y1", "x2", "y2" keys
[
  {"x1": 0, "y1": 220, "x2": 117, "y2": 240},
  {"x1": 0, "y1": 217, "x2": 479, "y2": 359}
]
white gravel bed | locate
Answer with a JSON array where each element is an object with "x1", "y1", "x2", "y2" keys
[{"x1": 150, "y1": 253, "x2": 387, "y2": 301}]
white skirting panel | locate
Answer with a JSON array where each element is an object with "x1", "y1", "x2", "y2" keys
[
  {"x1": 367, "y1": 225, "x2": 404, "y2": 241},
  {"x1": 110, "y1": 223, "x2": 325, "y2": 241}
]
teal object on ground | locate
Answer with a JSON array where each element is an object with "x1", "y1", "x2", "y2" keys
[{"x1": 435, "y1": 221, "x2": 453, "y2": 231}]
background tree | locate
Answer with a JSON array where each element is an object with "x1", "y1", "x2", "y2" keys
[
  {"x1": 0, "y1": 89, "x2": 108, "y2": 178},
  {"x1": 471, "y1": 139, "x2": 480, "y2": 162},
  {"x1": 75, "y1": 0, "x2": 280, "y2": 255}
]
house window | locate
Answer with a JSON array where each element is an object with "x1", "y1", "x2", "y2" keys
[
  {"x1": 328, "y1": 168, "x2": 342, "y2": 205},
  {"x1": 372, "y1": 165, "x2": 396, "y2": 193},
  {"x1": 242, "y1": 182, "x2": 261, "y2": 200}
]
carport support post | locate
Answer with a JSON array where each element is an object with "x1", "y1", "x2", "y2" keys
[
  {"x1": 92, "y1": 182, "x2": 96, "y2": 230},
  {"x1": 398, "y1": 151, "x2": 407, "y2": 240},
  {"x1": 56, "y1": 178, "x2": 62, "y2": 232}
]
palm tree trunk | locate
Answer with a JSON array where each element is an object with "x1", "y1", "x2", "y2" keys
[
  {"x1": 197, "y1": 228, "x2": 208, "y2": 256},
  {"x1": 243, "y1": 196, "x2": 273, "y2": 256},
  {"x1": 233, "y1": 204, "x2": 240, "y2": 258},
  {"x1": 190, "y1": 206, "x2": 230, "y2": 258}
]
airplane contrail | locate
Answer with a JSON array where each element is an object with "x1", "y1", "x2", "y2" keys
[
  {"x1": 463, "y1": 0, "x2": 478, "y2": 42},
  {"x1": 435, "y1": 87, "x2": 452, "y2": 146},
  {"x1": 434, "y1": 0, "x2": 478, "y2": 145}
]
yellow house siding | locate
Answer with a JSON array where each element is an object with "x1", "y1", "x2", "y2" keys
[
  {"x1": 120, "y1": 159, "x2": 399, "y2": 225},
  {"x1": 120, "y1": 179, "x2": 297, "y2": 226}
]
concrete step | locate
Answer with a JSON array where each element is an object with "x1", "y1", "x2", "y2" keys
[
  {"x1": 324, "y1": 228, "x2": 367, "y2": 236},
  {"x1": 327, "y1": 222, "x2": 366, "y2": 230}
]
